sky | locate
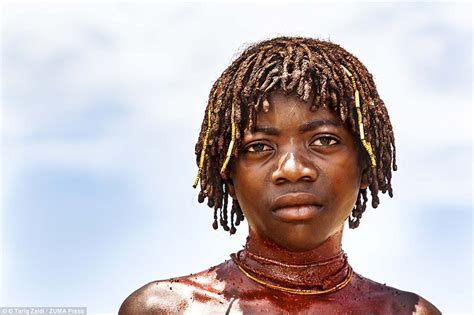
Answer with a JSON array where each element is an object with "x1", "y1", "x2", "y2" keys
[{"x1": 1, "y1": 1, "x2": 472, "y2": 314}]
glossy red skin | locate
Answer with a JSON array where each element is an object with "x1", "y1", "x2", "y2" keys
[
  {"x1": 119, "y1": 253, "x2": 441, "y2": 314},
  {"x1": 120, "y1": 229, "x2": 441, "y2": 314},
  {"x1": 119, "y1": 93, "x2": 441, "y2": 314}
]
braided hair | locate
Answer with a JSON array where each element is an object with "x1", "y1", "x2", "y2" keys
[{"x1": 193, "y1": 37, "x2": 396, "y2": 234}]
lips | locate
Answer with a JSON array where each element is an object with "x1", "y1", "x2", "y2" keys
[{"x1": 271, "y1": 193, "x2": 322, "y2": 222}]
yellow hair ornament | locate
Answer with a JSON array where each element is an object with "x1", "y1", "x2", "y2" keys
[
  {"x1": 193, "y1": 106, "x2": 212, "y2": 188},
  {"x1": 340, "y1": 65, "x2": 376, "y2": 167},
  {"x1": 220, "y1": 102, "x2": 236, "y2": 174}
]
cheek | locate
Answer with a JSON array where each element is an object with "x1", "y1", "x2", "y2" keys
[
  {"x1": 231, "y1": 165, "x2": 259, "y2": 204},
  {"x1": 231, "y1": 163, "x2": 271, "y2": 219},
  {"x1": 327, "y1": 158, "x2": 362, "y2": 205},
  {"x1": 232, "y1": 160, "x2": 269, "y2": 191}
]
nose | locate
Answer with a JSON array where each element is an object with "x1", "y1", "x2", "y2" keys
[{"x1": 271, "y1": 152, "x2": 318, "y2": 184}]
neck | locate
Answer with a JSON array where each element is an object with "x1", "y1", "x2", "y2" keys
[
  {"x1": 245, "y1": 229, "x2": 344, "y2": 265},
  {"x1": 231, "y1": 229, "x2": 351, "y2": 291}
]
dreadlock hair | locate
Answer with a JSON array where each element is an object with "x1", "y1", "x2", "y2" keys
[{"x1": 194, "y1": 36, "x2": 397, "y2": 234}]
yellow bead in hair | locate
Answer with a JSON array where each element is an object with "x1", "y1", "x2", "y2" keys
[
  {"x1": 220, "y1": 102, "x2": 236, "y2": 174},
  {"x1": 193, "y1": 106, "x2": 212, "y2": 188},
  {"x1": 340, "y1": 65, "x2": 376, "y2": 167}
]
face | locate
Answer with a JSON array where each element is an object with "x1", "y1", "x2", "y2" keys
[{"x1": 227, "y1": 91, "x2": 366, "y2": 251}]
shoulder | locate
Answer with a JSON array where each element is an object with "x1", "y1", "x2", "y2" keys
[
  {"x1": 119, "y1": 263, "x2": 232, "y2": 315},
  {"x1": 409, "y1": 295, "x2": 442, "y2": 315},
  {"x1": 118, "y1": 280, "x2": 186, "y2": 315},
  {"x1": 350, "y1": 273, "x2": 441, "y2": 315},
  {"x1": 386, "y1": 290, "x2": 441, "y2": 315}
]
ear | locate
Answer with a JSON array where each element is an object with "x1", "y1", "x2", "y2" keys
[{"x1": 360, "y1": 166, "x2": 369, "y2": 190}]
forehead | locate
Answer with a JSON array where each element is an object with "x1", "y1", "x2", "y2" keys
[{"x1": 250, "y1": 91, "x2": 345, "y2": 132}]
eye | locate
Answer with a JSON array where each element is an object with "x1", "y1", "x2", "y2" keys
[
  {"x1": 245, "y1": 142, "x2": 273, "y2": 153},
  {"x1": 311, "y1": 136, "x2": 339, "y2": 146}
]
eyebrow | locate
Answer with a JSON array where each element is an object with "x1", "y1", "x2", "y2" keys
[
  {"x1": 253, "y1": 119, "x2": 343, "y2": 135},
  {"x1": 299, "y1": 119, "x2": 343, "y2": 132}
]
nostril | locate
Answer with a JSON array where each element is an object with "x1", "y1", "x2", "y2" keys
[
  {"x1": 301, "y1": 175, "x2": 314, "y2": 182},
  {"x1": 274, "y1": 177, "x2": 287, "y2": 185},
  {"x1": 271, "y1": 152, "x2": 318, "y2": 184}
]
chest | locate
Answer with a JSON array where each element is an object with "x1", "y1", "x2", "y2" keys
[{"x1": 182, "y1": 294, "x2": 408, "y2": 315}]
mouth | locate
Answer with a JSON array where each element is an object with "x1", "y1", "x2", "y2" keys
[{"x1": 271, "y1": 193, "x2": 322, "y2": 222}]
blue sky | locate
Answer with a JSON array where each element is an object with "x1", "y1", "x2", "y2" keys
[{"x1": 1, "y1": 2, "x2": 472, "y2": 314}]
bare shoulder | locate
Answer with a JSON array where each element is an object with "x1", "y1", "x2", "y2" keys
[
  {"x1": 118, "y1": 280, "x2": 187, "y2": 315},
  {"x1": 119, "y1": 263, "x2": 230, "y2": 315},
  {"x1": 350, "y1": 273, "x2": 441, "y2": 314},
  {"x1": 409, "y1": 294, "x2": 442, "y2": 315},
  {"x1": 386, "y1": 290, "x2": 441, "y2": 315}
]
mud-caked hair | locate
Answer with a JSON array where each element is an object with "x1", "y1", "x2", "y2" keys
[{"x1": 193, "y1": 36, "x2": 396, "y2": 234}]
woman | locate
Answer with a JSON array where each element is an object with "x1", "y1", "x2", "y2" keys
[{"x1": 119, "y1": 37, "x2": 440, "y2": 314}]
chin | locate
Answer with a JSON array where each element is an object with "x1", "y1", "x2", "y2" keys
[{"x1": 269, "y1": 225, "x2": 332, "y2": 252}]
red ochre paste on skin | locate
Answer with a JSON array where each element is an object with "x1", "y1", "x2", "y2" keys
[
  {"x1": 119, "y1": 232, "x2": 438, "y2": 314},
  {"x1": 212, "y1": 232, "x2": 394, "y2": 313},
  {"x1": 216, "y1": 232, "x2": 356, "y2": 313},
  {"x1": 191, "y1": 291, "x2": 214, "y2": 303}
]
